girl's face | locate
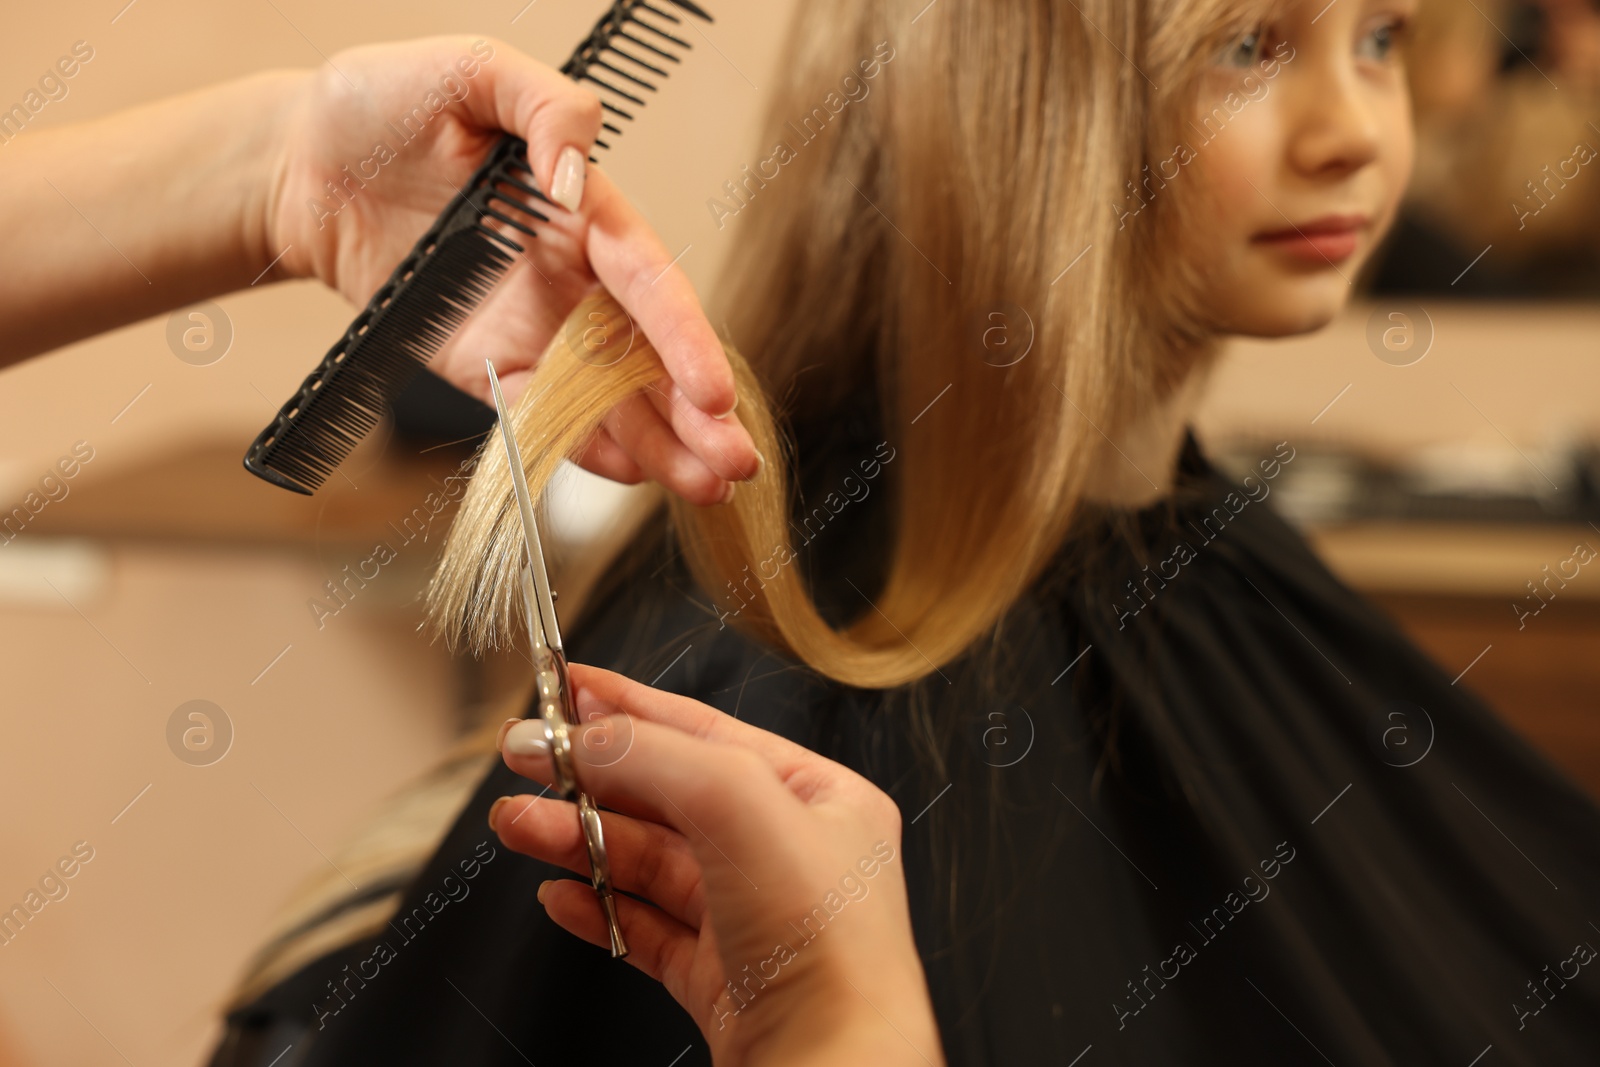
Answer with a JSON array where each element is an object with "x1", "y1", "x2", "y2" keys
[{"x1": 1184, "y1": 0, "x2": 1417, "y2": 337}]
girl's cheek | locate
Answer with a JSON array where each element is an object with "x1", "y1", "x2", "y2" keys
[
  {"x1": 1190, "y1": 94, "x2": 1282, "y2": 201},
  {"x1": 1387, "y1": 100, "x2": 1417, "y2": 200},
  {"x1": 1366, "y1": 99, "x2": 1414, "y2": 242},
  {"x1": 1189, "y1": 137, "x2": 1264, "y2": 232}
]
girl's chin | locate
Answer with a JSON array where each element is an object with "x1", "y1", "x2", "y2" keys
[{"x1": 1227, "y1": 283, "x2": 1352, "y2": 339}]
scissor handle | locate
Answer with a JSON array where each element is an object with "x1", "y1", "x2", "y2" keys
[
  {"x1": 519, "y1": 566, "x2": 627, "y2": 956},
  {"x1": 580, "y1": 794, "x2": 629, "y2": 958}
]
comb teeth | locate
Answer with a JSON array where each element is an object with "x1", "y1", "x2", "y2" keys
[
  {"x1": 566, "y1": 0, "x2": 708, "y2": 152},
  {"x1": 247, "y1": 232, "x2": 515, "y2": 493},
  {"x1": 243, "y1": 0, "x2": 712, "y2": 495}
]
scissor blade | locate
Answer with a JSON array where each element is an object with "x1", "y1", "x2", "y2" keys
[{"x1": 485, "y1": 361, "x2": 564, "y2": 653}]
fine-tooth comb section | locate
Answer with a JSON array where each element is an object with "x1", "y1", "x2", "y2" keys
[{"x1": 243, "y1": 0, "x2": 711, "y2": 495}]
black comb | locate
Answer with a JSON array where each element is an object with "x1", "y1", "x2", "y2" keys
[{"x1": 243, "y1": 0, "x2": 713, "y2": 495}]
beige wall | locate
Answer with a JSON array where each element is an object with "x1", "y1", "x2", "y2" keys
[
  {"x1": 1197, "y1": 301, "x2": 1600, "y2": 455},
  {"x1": 1, "y1": 3, "x2": 1596, "y2": 1067}
]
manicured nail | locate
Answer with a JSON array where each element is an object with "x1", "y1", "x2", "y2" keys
[
  {"x1": 495, "y1": 718, "x2": 521, "y2": 754},
  {"x1": 536, "y1": 879, "x2": 552, "y2": 904},
  {"x1": 711, "y1": 393, "x2": 739, "y2": 420},
  {"x1": 551, "y1": 146, "x2": 586, "y2": 212},
  {"x1": 488, "y1": 796, "x2": 511, "y2": 832},
  {"x1": 719, "y1": 481, "x2": 737, "y2": 506},
  {"x1": 504, "y1": 719, "x2": 551, "y2": 758}
]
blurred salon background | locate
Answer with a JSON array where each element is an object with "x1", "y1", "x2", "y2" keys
[{"x1": 0, "y1": 0, "x2": 1596, "y2": 1063}]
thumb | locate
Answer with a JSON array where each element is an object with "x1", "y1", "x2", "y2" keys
[{"x1": 502, "y1": 708, "x2": 800, "y2": 891}]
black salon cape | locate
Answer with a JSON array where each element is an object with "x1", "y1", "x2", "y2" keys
[{"x1": 210, "y1": 407, "x2": 1600, "y2": 1066}]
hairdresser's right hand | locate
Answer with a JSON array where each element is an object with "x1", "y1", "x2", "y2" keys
[
  {"x1": 489, "y1": 665, "x2": 946, "y2": 1067},
  {"x1": 261, "y1": 36, "x2": 760, "y2": 507}
]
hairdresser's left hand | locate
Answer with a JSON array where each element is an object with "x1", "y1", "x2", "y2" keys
[
  {"x1": 489, "y1": 664, "x2": 945, "y2": 1067},
  {"x1": 262, "y1": 37, "x2": 759, "y2": 506}
]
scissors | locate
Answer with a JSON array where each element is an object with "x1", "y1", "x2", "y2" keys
[{"x1": 486, "y1": 359, "x2": 628, "y2": 959}]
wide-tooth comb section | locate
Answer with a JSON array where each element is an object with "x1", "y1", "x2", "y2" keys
[
  {"x1": 565, "y1": 0, "x2": 708, "y2": 151},
  {"x1": 243, "y1": 0, "x2": 712, "y2": 495}
]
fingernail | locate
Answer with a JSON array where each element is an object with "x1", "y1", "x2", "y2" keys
[
  {"x1": 536, "y1": 879, "x2": 552, "y2": 904},
  {"x1": 711, "y1": 393, "x2": 739, "y2": 420},
  {"x1": 753, "y1": 448, "x2": 766, "y2": 478},
  {"x1": 495, "y1": 718, "x2": 521, "y2": 754},
  {"x1": 719, "y1": 481, "x2": 737, "y2": 506},
  {"x1": 572, "y1": 687, "x2": 601, "y2": 721},
  {"x1": 552, "y1": 146, "x2": 586, "y2": 212},
  {"x1": 488, "y1": 795, "x2": 511, "y2": 832},
  {"x1": 504, "y1": 719, "x2": 551, "y2": 758}
]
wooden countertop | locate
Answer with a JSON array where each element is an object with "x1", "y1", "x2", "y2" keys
[{"x1": 1307, "y1": 520, "x2": 1600, "y2": 601}]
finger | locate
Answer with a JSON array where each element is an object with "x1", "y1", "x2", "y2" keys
[
  {"x1": 456, "y1": 37, "x2": 603, "y2": 210},
  {"x1": 572, "y1": 426, "x2": 647, "y2": 485},
  {"x1": 538, "y1": 878, "x2": 700, "y2": 1005},
  {"x1": 491, "y1": 793, "x2": 707, "y2": 929},
  {"x1": 568, "y1": 663, "x2": 821, "y2": 777},
  {"x1": 602, "y1": 393, "x2": 730, "y2": 507},
  {"x1": 643, "y1": 379, "x2": 762, "y2": 483},
  {"x1": 501, "y1": 714, "x2": 806, "y2": 891},
  {"x1": 581, "y1": 167, "x2": 744, "y2": 421}
]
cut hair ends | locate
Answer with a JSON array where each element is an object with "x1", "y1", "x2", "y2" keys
[{"x1": 427, "y1": 291, "x2": 961, "y2": 690}]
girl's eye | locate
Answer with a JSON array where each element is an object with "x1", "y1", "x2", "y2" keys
[
  {"x1": 1216, "y1": 27, "x2": 1266, "y2": 70},
  {"x1": 1357, "y1": 17, "x2": 1408, "y2": 62}
]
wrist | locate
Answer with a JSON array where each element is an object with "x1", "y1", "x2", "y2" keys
[
  {"x1": 733, "y1": 955, "x2": 943, "y2": 1067},
  {"x1": 243, "y1": 69, "x2": 314, "y2": 284},
  {"x1": 753, "y1": 1011, "x2": 944, "y2": 1067}
]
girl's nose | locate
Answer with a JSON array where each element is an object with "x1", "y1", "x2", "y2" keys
[{"x1": 1285, "y1": 57, "x2": 1384, "y2": 179}]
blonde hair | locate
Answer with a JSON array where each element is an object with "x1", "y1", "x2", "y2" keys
[
  {"x1": 425, "y1": 289, "x2": 944, "y2": 686},
  {"x1": 424, "y1": 0, "x2": 1277, "y2": 686},
  {"x1": 229, "y1": 0, "x2": 1291, "y2": 1009}
]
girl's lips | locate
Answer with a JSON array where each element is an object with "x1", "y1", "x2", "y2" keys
[{"x1": 1252, "y1": 215, "x2": 1370, "y2": 266}]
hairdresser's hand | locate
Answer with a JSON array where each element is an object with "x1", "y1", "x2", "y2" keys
[
  {"x1": 489, "y1": 665, "x2": 944, "y2": 1067},
  {"x1": 262, "y1": 37, "x2": 759, "y2": 507}
]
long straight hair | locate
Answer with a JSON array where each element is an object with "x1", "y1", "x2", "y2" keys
[{"x1": 425, "y1": 0, "x2": 1276, "y2": 687}]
